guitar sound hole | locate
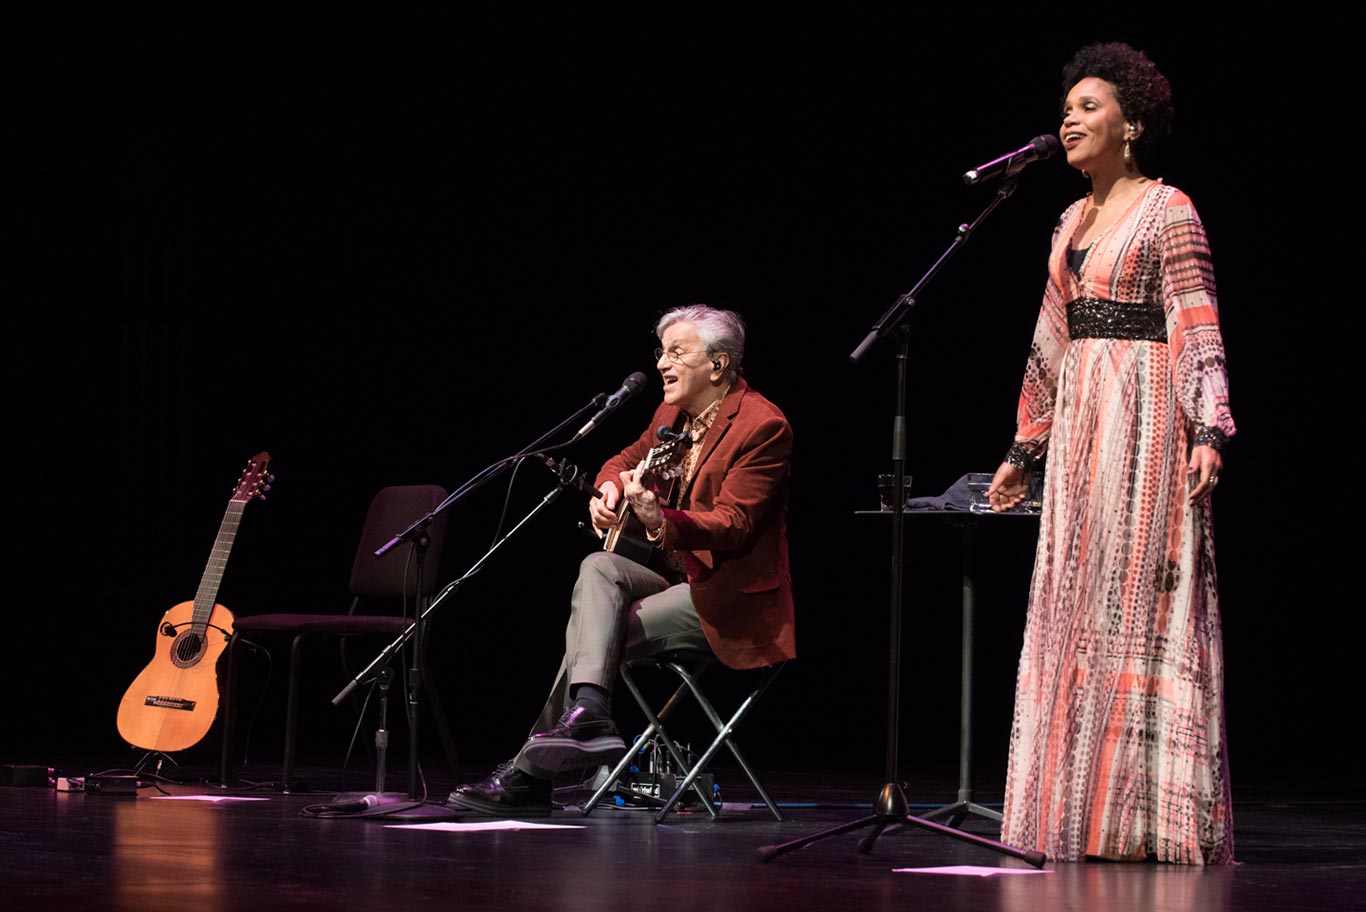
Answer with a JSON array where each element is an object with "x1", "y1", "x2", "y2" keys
[{"x1": 172, "y1": 632, "x2": 205, "y2": 668}]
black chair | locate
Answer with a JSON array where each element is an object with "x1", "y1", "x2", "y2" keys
[
  {"x1": 580, "y1": 650, "x2": 786, "y2": 823},
  {"x1": 217, "y1": 484, "x2": 459, "y2": 788}
]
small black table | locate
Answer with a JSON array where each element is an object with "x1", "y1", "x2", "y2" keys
[{"x1": 859, "y1": 475, "x2": 1040, "y2": 827}]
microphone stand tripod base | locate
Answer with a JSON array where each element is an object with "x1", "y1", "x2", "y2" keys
[
  {"x1": 858, "y1": 782, "x2": 909, "y2": 853},
  {"x1": 757, "y1": 781, "x2": 1046, "y2": 868}
]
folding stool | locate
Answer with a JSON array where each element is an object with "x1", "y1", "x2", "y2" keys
[{"x1": 581, "y1": 650, "x2": 786, "y2": 823}]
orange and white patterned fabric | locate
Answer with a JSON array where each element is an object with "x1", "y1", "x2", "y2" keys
[{"x1": 1000, "y1": 181, "x2": 1236, "y2": 864}]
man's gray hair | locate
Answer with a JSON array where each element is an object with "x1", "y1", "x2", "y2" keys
[{"x1": 655, "y1": 304, "x2": 745, "y2": 380}]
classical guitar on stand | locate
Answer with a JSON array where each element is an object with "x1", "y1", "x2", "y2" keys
[
  {"x1": 116, "y1": 452, "x2": 274, "y2": 754},
  {"x1": 602, "y1": 430, "x2": 690, "y2": 568}
]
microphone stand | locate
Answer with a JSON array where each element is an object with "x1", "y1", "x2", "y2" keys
[
  {"x1": 760, "y1": 173, "x2": 1045, "y2": 867},
  {"x1": 327, "y1": 666, "x2": 418, "y2": 815},
  {"x1": 323, "y1": 391, "x2": 611, "y2": 819}
]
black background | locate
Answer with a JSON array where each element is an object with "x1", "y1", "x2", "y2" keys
[{"x1": 8, "y1": 9, "x2": 1349, "y2": 795}]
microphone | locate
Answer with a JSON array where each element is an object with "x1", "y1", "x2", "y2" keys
[
  {"x1": 657, "y1": 426, "x2": 693, "y2": 449},
  {"x1": 962, "y1": 134, "x2": 1060, "y2": 185},
  {"x1": 573, "y1": 372, "x2": 649, "y2": 440}
]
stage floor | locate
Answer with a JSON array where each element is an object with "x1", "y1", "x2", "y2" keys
[{"x1": 4, "y1": 758, "x2": 1363, "y2": 911}]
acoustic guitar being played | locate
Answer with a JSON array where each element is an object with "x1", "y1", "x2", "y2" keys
[
  {"x1": 601, "y1": 430, "x2": 690, "y2": 568},
  {"x1": 116, "y1": 452, "x2": 273, "y2": 753}
]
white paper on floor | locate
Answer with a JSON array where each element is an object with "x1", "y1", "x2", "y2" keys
[
  {"x1": 150, "y1": 796, "x2": 273, "y2": 802},
  {"x1": 893, "y1": 865, "x2": 1051, "y2": 877},
  {"x1": 387, "y1": 821, "x2": 586, "y2": 832}
]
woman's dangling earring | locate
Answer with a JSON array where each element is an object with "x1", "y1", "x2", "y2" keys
[{"x1": 1123, "y1": 139, "x2": 1133, "y2": 164}]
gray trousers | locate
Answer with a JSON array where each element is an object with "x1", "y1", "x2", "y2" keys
[{"x1": 514, "y1": 550, "x2": 710, "y2": 777}]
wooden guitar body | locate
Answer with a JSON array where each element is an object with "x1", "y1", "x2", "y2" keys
[
  {"x1": 116, "y1": 600, "x2": 236, "y2": 752},
  {"x1": 602, "y1": 507, "x2": 661, "y2": 568}
]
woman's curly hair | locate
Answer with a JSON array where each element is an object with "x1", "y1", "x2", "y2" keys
[{"x1": 1062, "y1": 42, "x2": 1173, "y2": 173}]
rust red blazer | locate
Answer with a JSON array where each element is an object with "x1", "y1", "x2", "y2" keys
[{"x1": 595, "y1": 378, "x2": 795, "y2": 670}]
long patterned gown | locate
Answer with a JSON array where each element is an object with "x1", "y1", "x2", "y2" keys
[{"x1": 999, "y1": 180, "x2": 1236, "y2": 864}]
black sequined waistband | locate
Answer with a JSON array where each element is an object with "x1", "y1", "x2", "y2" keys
[{"x1": 1067, "y1": 297, "x2": 1167, "y2": 342}]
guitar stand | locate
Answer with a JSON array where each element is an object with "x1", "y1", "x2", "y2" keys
[
  {"x1": 131, "y1": 750, "x2": 181, "y2": 781},
  {"x1": 758, "y1": 783, "x2": 1046, "y2": 866}
]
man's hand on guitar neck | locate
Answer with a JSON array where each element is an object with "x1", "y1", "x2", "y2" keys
[{"x1": 621, "y1": 460, "x2": 664, "y2": 535}]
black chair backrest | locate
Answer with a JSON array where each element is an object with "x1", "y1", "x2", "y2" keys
[{"x1": 347, "y1": 484, "x2": 450, "y2": 602}]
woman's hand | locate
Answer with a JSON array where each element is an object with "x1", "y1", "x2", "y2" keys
[
  {"x1": 987, "y1": 461, "x2": 1031, "y2": 512},
  {"x1": 1187, "y1": 445, "x2": 1223, "y2": 505}
]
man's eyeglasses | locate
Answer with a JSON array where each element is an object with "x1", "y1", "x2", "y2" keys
[{"x1": 654, "y1": 347, "x2": 710, "y2": 364}]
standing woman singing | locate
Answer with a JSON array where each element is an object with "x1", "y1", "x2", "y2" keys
[{"x1": 986, "y1": 42, "x2": 1236, "y2": 864}]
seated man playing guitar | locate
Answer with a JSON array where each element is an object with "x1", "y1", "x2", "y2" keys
[{"x1": 448, "y1": 304, "x2": 796, "y2": 816}]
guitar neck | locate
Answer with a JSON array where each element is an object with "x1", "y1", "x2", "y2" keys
[{"x1": 190, "y1": 499, "x2": 247, "y2": 635}]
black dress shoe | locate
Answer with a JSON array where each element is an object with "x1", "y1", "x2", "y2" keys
[
  {"x1": 520, "y1": 705, "x2": 627, "y2": 773},
  {"x1": 447, "y1": 761, "x2": 553, "y2": 817}
]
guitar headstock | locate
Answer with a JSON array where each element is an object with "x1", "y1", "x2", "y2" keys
[
  {"x1": 231, "y1": 451, "x2": 275, "y2": 503},
  {"x1": 643, "y1": 437, "x2": 688, "y2": 484}
]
